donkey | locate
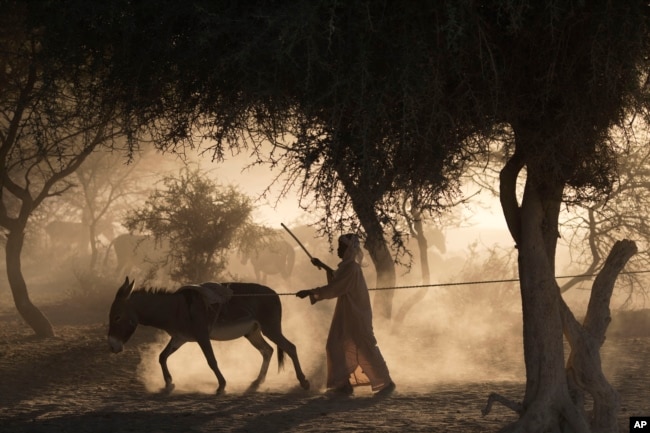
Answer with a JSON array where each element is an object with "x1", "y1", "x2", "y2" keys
[
  {"x1": 241, "y1": 239, "x2": 295, "y2": 283},
  {"x1": 104, "y1": 234, "x2": 171, "y2": 280},
  {"x1": 108, "y1": 277, "x2": 310, "y2": 394}
]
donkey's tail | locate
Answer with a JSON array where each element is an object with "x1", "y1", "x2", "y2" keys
[{"x1": 277, "y1": 347, "x2": 286, "y2": 372}]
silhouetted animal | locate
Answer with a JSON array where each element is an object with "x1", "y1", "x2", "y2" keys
[
  {"x1": 46, "y1": 220, "x2": 114, "y2": 253},
  {"x1": 425, "y1": 226, "x2": 446, "y2": 255},
  {"x1": 107, "y1": 277, "x2": 310, "y2": 394},
  {"x1": 104, "y1": 234, "x2": 170, "y2": 279},
  {"x1": 241, "y1": 239, "x2": 295, "y2": 283}
]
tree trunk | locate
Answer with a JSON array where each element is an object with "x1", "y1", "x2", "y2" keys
[
  {"x1": 365, "y1": 230, "x2": 396, "y2": 321},
  {"x1": 88, "y1": 221, "x2": 99, "y2": 270},
  {"x1": 412, "y1": 214, "x2": 431, "y2": 284},
  {"x1": 495, "y1": 116, "x2": 632, "y2": 431},
  {"x1": 5, "y1": 229, "x2": 54, "y2": 337},
  {"x1": 562, "y1": 239, "x2": 636, "y2": 433},
  {"x1": 498, "y1": 154, "x2": 590, "y2": 432},
  {"x1": 354, "y1": 203, "x2": 396, "y2": 320},
  {"x1": 506, "y1": 182, "x2": 589, "y2": 433},
  {"x1": 393, "y1": 216, "x2": 431, "y2": 326}
]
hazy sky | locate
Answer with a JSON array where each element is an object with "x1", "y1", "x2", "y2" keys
[
  {"x1": 208, "y1": 149, "x2": 509, "y2": 237},
  {"x1": 204, "y1": 152, "x2": 310, "y2": 229}
]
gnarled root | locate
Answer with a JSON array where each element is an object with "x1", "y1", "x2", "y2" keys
[{"x1": 482, "y1": 392, "x2": 523, "y2": 416}]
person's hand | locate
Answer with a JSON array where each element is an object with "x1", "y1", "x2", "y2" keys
[
  {"x1": 311, "y1": 258, "x2": 324, "y2": 268},
  {"x1": 296, "y1": 290, "x2": 312, "y2": 299}
]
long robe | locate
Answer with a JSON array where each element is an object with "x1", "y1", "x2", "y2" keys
[{"x1": 312, "y1": 259, "x2": 392, "y2": 391}]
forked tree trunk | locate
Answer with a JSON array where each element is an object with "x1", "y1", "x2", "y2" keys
[
  {"x1": 494, "y1": 148, "x2": 629, "y2": 432},
  {"x1": 508, "y1": 183, "x2": 589, "y2": 433},
  {"x1": 495, "y1": 147, "x2": 588, "y2": 432},
  {"x1": 5, "y1": 228, "x2": 54, "y2": 337}
]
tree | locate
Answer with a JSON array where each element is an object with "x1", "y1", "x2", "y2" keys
[
  {"x1": 0, "y1": 4, "x2": 121, "y2": 336},
  {"x1": 30, "y1": 0, "x2": 473, "y2": 319},
  {"x1": 392, "y1": 195, "x2": 452, "y2": 327},
  {"x1": 71, "y1": 148, "x2": 141, "y2": 270},
  {"x1": 244, "y1": 4, "x2": 473, "y2": 320},
  {"x1": 124, "y1": 167, "x2": 257, "y2": 282},
  {"x1": 481, "y1": 2, "x2": 646, "y2": 430},
  {"x1": 559, "y1": 129, "x2": 650, "y2": 300}
]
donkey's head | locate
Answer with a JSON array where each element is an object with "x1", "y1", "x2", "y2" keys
[{"x1": 108, "y1": 276, "x2": 138, "y2": 353}]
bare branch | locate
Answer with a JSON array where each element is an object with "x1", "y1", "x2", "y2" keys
[{"x1": 584, "y1": 239, "x2": 638, "y2": 341}]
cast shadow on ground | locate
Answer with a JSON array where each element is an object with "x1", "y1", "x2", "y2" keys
[{"x1": 230, "y1": 392, "x2": 386, "y2": 433}]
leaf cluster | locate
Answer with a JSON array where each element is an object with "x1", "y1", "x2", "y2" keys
[
  {"x1": 26, "y1": 0, "x2": 650, "y2": 235},
  {"x1": 124, "y1": 168, "x2": 254, "y2": 281}
]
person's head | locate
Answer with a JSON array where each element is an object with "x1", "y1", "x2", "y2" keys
[
  {"x1": 337, "y1": 233, "x2": 363, "y2": 264},
  {"x1": 337, "y1": 234, "x2": 352, "y2": 258}
]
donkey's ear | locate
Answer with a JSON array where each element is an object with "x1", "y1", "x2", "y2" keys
[{"x1": 116, "y1": 276, "x2": 135, "y2": 299}]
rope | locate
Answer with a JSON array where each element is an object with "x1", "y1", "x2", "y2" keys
[{"x1": 229, "y1": 269, "x2": 650, "y2": 297}]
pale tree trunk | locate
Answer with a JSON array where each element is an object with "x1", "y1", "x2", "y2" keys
[
  {"x1": 489, "y1": 148, "x2": 630, "y2": 432},
  {"x1": 5, "y1": 228, "x2": 54, "y2": 337},
  {"x1": 493, "y1": 151, "x2": 589, "y2": 432},
  {"x1": 513, "y1": 181, "x2": 588, "y2": 433}
]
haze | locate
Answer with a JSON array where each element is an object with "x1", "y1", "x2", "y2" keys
[{"x1": 0, "y1": 144, "x2": 634, "y2": 395}]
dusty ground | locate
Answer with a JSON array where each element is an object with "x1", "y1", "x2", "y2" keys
[{"x1": 0, "y1": 284, "x2": 649, "y2": 433}]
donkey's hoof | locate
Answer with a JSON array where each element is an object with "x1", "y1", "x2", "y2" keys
[
  {"x1": 300, "y1": 380, "x2": 310, "y2": 391},
  {"x1": 216, "y1": 387, "x2": 226, "y2": 395},
  {"x1": 162, "y1": 383, "x2": 175, "y2": 394},
  {"x1": 245, "y1": 382, "x2": 260, "y2": 394}
]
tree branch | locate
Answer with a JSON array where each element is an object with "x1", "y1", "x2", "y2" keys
[
  {"x1": 499, "y1": 149, "x2": 524, "y2": 247},
  {"x1": 583, "y1": 239, "x2": 637, "y2": 342},
  {"x1": 561, "y1": 239, "x2": 637, "y2": 433}
]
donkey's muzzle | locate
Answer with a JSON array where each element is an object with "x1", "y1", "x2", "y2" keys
[{"x1": 108, "y1": 336, "x2": 124, "y2": 353}]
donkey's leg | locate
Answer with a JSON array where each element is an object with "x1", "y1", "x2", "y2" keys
[
  {"x1": 263, "y1": 327, "x2": 310, "y2": 390},
  {"x1": 195, "y1": 334, "x2": 227, "y2": 395},
  {"x1": 159, "y1": 336, "x2": 186, "y2": 392},
  {"x1": 244, "y1": 326, "x2": 274, "y2": 393}
]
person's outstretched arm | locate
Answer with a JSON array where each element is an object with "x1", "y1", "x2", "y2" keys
[
  {"x1": 295, "y1": 257, "x2": 336, "y2": 304},
  {"x1": 311, "y1": 257, "x2": 334, "y2": 282}
]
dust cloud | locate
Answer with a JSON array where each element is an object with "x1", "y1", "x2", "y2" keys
[
  {"x1": 134, "y1": 249, "x2": 527, "y2": 396},
  {"x1": 9, "y1": 145, "x2": 642, "y2": 399},
  {"x1": 129, "y1": 220, "x2": 644, "y2": 397}
]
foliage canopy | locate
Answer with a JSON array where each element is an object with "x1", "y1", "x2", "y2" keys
[{"x1": 125, "y1": 168, "x2": 255, "y2": 282}]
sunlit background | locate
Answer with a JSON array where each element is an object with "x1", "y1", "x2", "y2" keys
[{"x1": 0, "y1": 139, "x2": 640, "y2": 396}]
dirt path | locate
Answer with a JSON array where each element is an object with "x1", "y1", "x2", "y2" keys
[{"x1": 0, "y1": 296, "x2": 648, "y2": 432}]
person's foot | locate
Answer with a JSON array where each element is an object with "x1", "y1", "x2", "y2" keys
[
  {"x1": 374, "y1": 381, "x2": 395, "y2": 397},
  {"x1": 326, "y1": 381, "x2": 353, "y2": 396}
]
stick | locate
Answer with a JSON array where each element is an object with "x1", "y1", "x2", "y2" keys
[{"x1": 281, "y1": 223, "x2": 313, "y2": 260}]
